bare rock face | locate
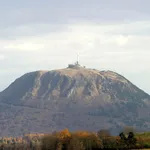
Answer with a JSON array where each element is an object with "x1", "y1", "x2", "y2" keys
[{"x1": 0, "y1": 67, "x2": 150, "y2": 136}]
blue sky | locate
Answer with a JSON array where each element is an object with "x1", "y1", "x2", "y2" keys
[{"x1": 0, "y1": 0, "x2": 150, "y2": 94}]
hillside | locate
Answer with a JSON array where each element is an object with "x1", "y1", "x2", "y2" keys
[{"x1": 0, "y1": 65, "x2": 150, "y2": 136}]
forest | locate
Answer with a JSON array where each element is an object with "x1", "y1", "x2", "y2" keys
[{"x1": 0, "y1": 128, "x2": 150, "y2": 150}]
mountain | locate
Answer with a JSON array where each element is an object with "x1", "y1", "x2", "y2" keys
[{"x1": 0, "y1": 64, "x2": 150, "y2": 136}]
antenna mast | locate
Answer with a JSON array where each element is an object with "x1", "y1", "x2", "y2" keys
[{"x1": 77, "y1": 54, "x2": 79, "y2": 65}]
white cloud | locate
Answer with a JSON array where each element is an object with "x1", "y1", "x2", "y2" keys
[
  {"x1": 4, "y1": 43, "x2": 44, "y2": 51},
  {"x1": 0, "y1": 21, "x2": 150, "y2": 93},
  {"x1": 0, "y1": 54, "x2": 5, "y2": 60}
]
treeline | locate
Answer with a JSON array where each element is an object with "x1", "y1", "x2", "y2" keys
[
  {"x1": 41, "y1": 129, "x2": 139, "y2": 150},
  {"x1": 0, "y1": 133, "x2": 44, "y2": 150},
  {"x1": 0, "y1": 129, "x2": 149, "y2": 150}
]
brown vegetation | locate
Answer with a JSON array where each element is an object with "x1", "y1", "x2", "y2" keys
[{"x1": 0, "y1": 128, "x2": 147, "y2": 150}]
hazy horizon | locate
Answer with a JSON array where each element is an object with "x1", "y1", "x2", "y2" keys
[{"x1": 0, "y1": 0, "x2": 150, "y2": 94}]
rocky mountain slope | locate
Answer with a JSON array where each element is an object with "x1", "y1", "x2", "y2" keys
[{"x1": 0, "y1": 65, "x2": 150, "y2": 136}]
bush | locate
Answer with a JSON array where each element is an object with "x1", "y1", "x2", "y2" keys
[{"x1": 41, "y1": 135, "x2": 58, "y2": 150}]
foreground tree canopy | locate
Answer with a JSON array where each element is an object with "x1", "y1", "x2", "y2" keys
[{"x1": 1, "y1": 128, "x2": 150, "y2": 150}]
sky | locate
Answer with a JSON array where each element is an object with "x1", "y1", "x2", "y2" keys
[{"x1": 0, "y1": 0, "x2": 150, "y2": 94}]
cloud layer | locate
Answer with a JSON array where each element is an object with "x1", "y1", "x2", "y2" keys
[{"x1": 0, "y1": 0, "x2": 150, "y2": 94}]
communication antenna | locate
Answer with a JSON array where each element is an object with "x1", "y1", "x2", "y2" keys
[{"x1": 77, "y1": 53, "x2": 79, "y2": 65}]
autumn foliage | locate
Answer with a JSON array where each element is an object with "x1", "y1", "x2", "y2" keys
[{"x1": 1, "y1": 129, "x2": 150, "y2": 150}]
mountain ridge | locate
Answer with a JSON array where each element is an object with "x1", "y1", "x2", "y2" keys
[{"x1": 0, "y1": 66, "x2": 150, "y2": 136}]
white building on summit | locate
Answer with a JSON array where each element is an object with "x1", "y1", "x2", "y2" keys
[
  {"x1": 67, "y1": 55, "x2": 85, "y2": 69},
  {"x1": 68, "y1": 61, "x2": 81, "y2": 68}
]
